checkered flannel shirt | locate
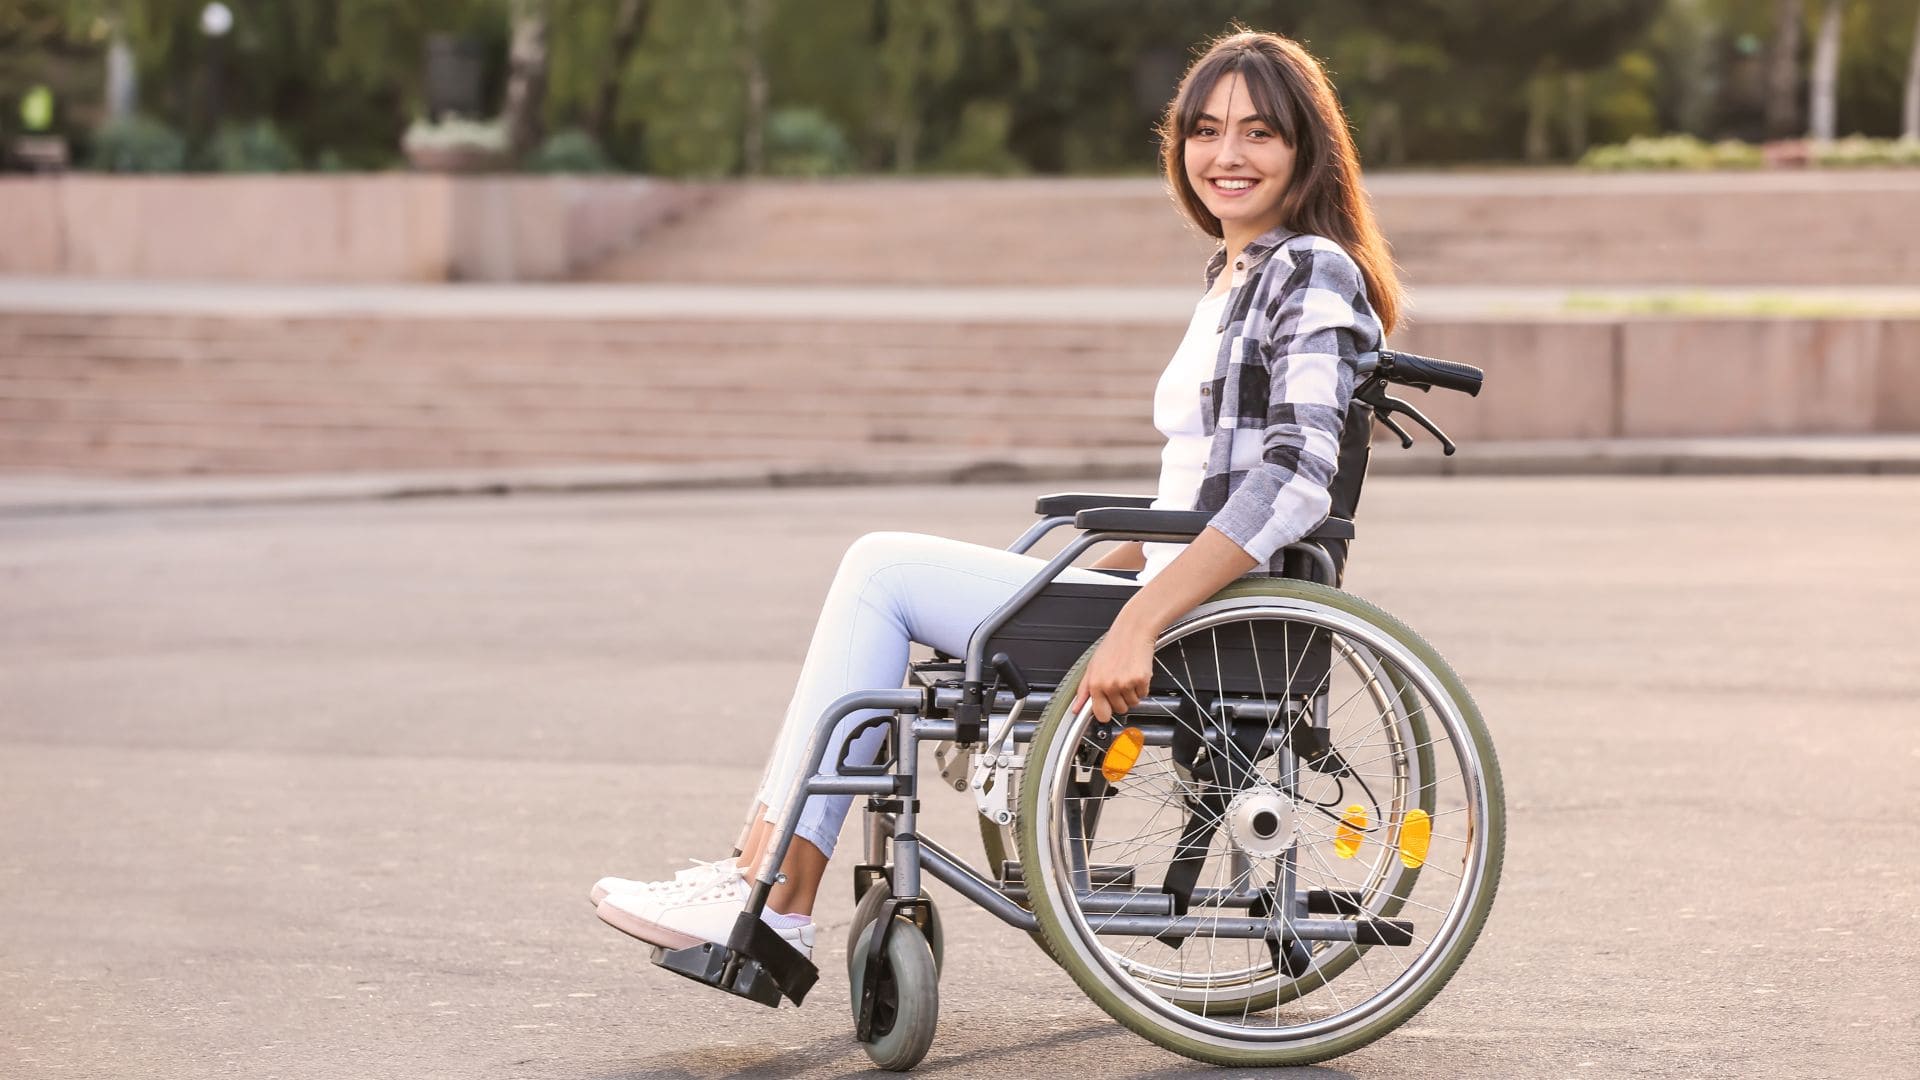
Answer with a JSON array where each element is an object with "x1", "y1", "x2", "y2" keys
[{"x1": 1194, "y1": 225, "x2": 1383, "y2": 573}]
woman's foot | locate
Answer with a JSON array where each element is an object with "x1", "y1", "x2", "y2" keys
[
  {"x1": 596, "y1": 870, "x2": 815, "y2": 960},
  {"x1": 587, "y1": 857, "x2": 739, "y2": 907}
]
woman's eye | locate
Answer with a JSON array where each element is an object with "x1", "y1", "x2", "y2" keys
[
  {"x1": 1193, "y1": 126, "x2": 1217, "y2": 137},
  {"x1": 1248, "y1": 129, "x2": 1271, "y2": 140}
]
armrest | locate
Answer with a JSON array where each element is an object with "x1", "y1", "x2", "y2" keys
[
  {"x1": 1071, "y1": 510, "x2": 1357, "y2": 542},
  {"x1": 1035, "y1": 492, "x2": 1155, "y2": 517},
  {"x1": 1073, "y1": 508, "x2": 1212, "y2": 536}
]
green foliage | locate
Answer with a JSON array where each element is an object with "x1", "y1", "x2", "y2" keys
[
  {"x1": 620, "y1": 0, "x2": 742, "y2": 176},
  {"x1": 200, "y1": 119, "x2": 301, "y2": 171},
  {"x1": 764, "y1": 107, "x2": 853, "y2": 176},
  {"x1": 86, "y1": 113, "x2": 186, "y2": 171},
  {"x1": 1579, "y1": 133, "x2": 1765, "y2": 169},
  {"x1": 526, "y1": 126, "x2": 614, "y2": 172},
  {"x1": 17, "y1": 0, "x2": 1920, "y2": 175},
  {"x1": 927, "y1": 100, "x2": 1024, "y2": 174},
  {"x1": 1810, "y1": 136, "x2": 1920, "y2": 167},
  {"x1": 402, "y1": 114, "x2": 509, "y2": 152}
]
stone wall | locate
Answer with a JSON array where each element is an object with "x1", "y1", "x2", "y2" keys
[{"x1": 0, "y1": 175, "x2": 707, "y2": 283}]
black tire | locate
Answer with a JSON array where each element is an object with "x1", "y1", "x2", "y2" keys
[
  {"x1": 847, "y1": 883, "x2": 944, "y2": 975},
  {"x1": 848, "y1": 916, "x2": 940, "y2": 1072}
]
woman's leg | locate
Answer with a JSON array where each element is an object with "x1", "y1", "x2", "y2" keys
[
  {"x1": 745, "y1": 532, "x2": 1113, "y2": 913},
  {"x1": 599, "y1": 531, "x2": 1112, "y2": 941}
]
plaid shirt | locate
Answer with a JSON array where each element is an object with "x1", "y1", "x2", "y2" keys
[{"x1": 1194, "y1": 226, "x2": 1383, "y2": 572}]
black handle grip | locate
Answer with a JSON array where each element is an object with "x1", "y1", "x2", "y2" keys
[
  {"x1": 990, "y1": 652, "x2": 1030, "y2": 699},
  {"x1": 1380, "y1": 350, "x2": 1485, "y2": 397}
]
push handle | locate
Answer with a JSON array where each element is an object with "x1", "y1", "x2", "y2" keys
[{"x1": 1378, "y1": 350, "x2": 1485, "y2": 397}]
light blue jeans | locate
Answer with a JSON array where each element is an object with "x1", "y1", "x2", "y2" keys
[{"x1": 751, "y1": 532, "x2": 1118, "y2": 859}]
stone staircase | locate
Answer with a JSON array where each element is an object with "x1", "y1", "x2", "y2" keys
[{"x1": 587, "y1": 172, "x2": 1920, "y2": 288}]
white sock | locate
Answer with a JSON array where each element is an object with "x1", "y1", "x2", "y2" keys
[{"x1": 761, "y1": 908, "x2": 812, "y2": 930}]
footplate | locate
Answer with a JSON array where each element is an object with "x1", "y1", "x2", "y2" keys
[
  {"x1": 649, "y1": 911, "x2": 819, "y2": 1008},
  {"x1": 652, "y1": 942, "x2": 787, "y2": 1007}
]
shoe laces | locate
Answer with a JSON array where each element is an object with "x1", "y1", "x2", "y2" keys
[{"x1": 680, "y1": 862, "x2": 749, "y2": 903}]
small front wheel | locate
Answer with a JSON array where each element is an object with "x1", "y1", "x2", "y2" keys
[
  {"x1": 848, "y1": 916, "x2": 940, "y2": 1071},
  {"x1": 847, "y1": 883, "x2": 944, "y2": 975}
]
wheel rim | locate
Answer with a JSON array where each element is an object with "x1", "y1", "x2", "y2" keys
[
  {"x1": 1109, "y1": 634, "x2": 1429, "y2": 1009},
  {"x1": 1029, "y1": 596, "x2": 1496, "y2": 1052}
]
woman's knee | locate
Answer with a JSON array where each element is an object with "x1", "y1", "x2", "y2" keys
[{"x1": 838, "y1": 531, "x2": 941, "y2": 578}]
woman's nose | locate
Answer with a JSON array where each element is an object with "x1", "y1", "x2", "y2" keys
[{"x1": 1216, "y1": 133, "x2": 1247, "y2": 167}]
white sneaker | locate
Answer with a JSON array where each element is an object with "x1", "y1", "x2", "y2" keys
[
  {"x1": 587, "y1": 858, "x2": 739, "y2": 908},
  {"x1": 596, "y1": 874, "x2": 815, "y2": 961}
]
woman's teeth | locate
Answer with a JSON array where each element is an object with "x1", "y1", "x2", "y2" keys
[{"x1": 1214, "y1": 179, "x2": 1255, "y2": 190}]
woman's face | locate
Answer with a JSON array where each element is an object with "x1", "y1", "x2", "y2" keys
[{"x1": 1182, "y1": 71, "x2": 1296, "y2": 245}]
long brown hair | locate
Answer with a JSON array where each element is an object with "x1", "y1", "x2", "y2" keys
[{"x1": 1158, "y1": 29, "x2": 1403, "y2": 335}]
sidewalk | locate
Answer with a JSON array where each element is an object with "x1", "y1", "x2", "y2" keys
[{"x1": 4, "y1": 436, "x2": 1918, "y2": 518}]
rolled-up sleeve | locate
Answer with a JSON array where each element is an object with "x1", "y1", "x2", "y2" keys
[{"x1": 1206, "y1": 244, "x2": 1369, "y2": 565}]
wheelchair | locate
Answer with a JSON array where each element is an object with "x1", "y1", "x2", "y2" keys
[{"x1": 647, "y1": 350, "x2": 1506, "y2": 1069}]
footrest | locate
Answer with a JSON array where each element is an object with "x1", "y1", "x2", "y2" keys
[
  {"x1": 651, "y1": 942, "x2": 787, "y2": 1007},
  {"x1": 649, "y1": 911, "x2": 821, "y2": 1008}
]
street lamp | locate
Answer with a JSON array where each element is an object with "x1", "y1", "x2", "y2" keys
[{"x1": 199, "y1": 2, "x2": 232, "y2": 141}]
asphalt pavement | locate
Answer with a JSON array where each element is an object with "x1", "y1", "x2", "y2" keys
[{"x1": 2, "y1": 477, "x2": 1917, "y2": 1078}]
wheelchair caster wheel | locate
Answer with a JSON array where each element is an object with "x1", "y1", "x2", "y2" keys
[
  {"x1": 847, "y1": 884, "x2": 944, "y2": 975},
  {"x1": 848, "y1": 915, "x2": 938, "y2": 1071}
]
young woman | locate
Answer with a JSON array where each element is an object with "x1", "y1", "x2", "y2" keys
[{"x1": 590, "y1": 27, "x2": 1402, "y2": 961}]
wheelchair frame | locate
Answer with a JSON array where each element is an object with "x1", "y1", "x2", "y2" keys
[{"x1": 643, "y1": 348, "x2": 1501, "y2": 1068}]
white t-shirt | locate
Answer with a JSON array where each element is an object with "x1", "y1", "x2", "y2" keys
[{"x1": 1140, "y1": 291, "x2": 1229, "y2": 583}]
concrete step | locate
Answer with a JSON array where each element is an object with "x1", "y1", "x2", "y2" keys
[{"x1": 584, "y1": 173, "x2": 1920, "y2": 288}]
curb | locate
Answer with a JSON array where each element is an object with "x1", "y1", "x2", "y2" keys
[{"x1": 3, "y1": 440, "x2": 1917, "y2": 518}]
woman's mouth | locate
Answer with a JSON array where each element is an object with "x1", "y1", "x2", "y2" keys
[{"x1": 1208, "y1": 177, "x2": 1258, "y2": 196}]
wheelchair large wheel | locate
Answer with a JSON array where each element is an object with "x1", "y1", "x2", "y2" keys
[{"x1": 1013, "y1": 579, "x2": 1504, "y2": 1067}]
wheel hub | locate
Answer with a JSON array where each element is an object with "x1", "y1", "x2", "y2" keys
[{"x1": 1225, "y1": 786, "x2": 1299, "y2": 858}]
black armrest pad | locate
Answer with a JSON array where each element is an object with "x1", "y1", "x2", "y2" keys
[
  {"x1": 1307, "y1": 517, "x2": 1355, "y2": 540},
  {"x1": 1073, "y1": 508, "x2": 1213, "y2": 536},
  {"x1": 1036, "y1": 492, "x2": 1156, "y2": 517}
]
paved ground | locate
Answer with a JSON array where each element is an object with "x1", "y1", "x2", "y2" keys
[{"x1": 3, "y1": 477, "x2": 1917, "y2": 1079}]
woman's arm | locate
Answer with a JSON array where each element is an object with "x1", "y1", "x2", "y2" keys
[
  {"x1": 1087, "y1": 541, "x2": 1147, "y2": 571},
  {"x1": 1071, "y1": 242, "x2": 1376, "y2": 723},
  {"x1": 1070, "y1": 528, "x2": 1254, "y2": 722}
]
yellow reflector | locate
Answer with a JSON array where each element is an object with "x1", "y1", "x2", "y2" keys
[
  {"x1": 1399, "y1": 809, "x2": 1432, "y2": 868},
  {"x1": 1101, "y1": 726, "x2": 1146, "y2": 782},
  {"x1": 1334, "y1": 805, "x2": 1367, "y2": 859}
]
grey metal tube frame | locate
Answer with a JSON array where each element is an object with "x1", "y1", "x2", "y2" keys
[{"x1": 745, "y1": 519, "x2": 1349, "y2": 945}]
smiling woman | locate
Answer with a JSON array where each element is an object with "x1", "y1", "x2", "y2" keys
[{"x1": 589, "y1": 26, "x2": 1409, "y2": 1040}]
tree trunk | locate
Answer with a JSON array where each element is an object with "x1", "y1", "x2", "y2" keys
[
  {"x1": 1904, "y1": 2, "x2": 1920, "y2": 140},
  {"x1": 1763, "y1": 0, "x2": 1804, "y2": 139},
  {"x1": 1809, "y1": 0, "x2": 1841, "y2": 142},
  {"x1": 587, "y1": 0, "x2": 649, "y2": 142},
  {"x1": 502, "y1": 0, "x2": 551, "y2": 159},
  {"x1": 105, "y1": 22, "x2": 138, "y2": 121},
  {"x1": 1523, "y1": 71, "x2": 1555, "y2": 163},
  {"x1": 1562, "y1": 71, "x2": 1589, "y2": 160},
  {"x1": 739, "y1": 0, "x2": 769, "y2": 175}
]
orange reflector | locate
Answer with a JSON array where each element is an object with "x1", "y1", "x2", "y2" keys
[
  {"x1": 1334, "y1": 805, "x2": 1367, "y2": 859},
  {"x1": 1101, "y1": 726, "x2": 1146, "y2": 782},
  {"x1": 1399, "y1": 809, "x2": 1432, "y2": 868}
]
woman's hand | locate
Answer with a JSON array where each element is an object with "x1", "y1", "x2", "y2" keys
[
  {"x1": 1070, "y1": 615, "x2": 1158, "y2": 723},
  {"x1": 1069, "y1": 528, "x2": 1260, "y2": 722}
]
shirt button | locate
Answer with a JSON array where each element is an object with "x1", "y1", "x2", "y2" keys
[
  {"x1": 1234, "y1": 261, "x2": 1244, "y2": 270},
  {"x1": 1201, "y1": 387, "x2": 1211, "y2": 397}
]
